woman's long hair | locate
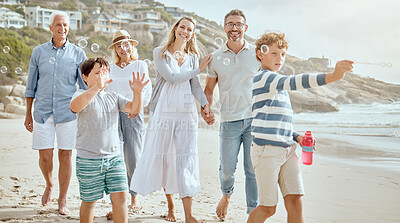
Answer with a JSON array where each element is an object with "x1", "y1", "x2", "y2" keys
[{"x1": 161, "y1": 17, "x2": 199, "y2": 59}]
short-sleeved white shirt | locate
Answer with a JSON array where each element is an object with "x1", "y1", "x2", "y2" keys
[{"x1": 208, "y1": 40, "x2": 260, "y2": 122}]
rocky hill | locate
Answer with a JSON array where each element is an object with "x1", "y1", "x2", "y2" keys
[{"x1": 1, "y1": 2, "x2": 399, "y2": 118}]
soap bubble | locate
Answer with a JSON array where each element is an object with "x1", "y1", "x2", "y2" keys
[
  {"x1": 173, "y1": 50, "x2": 184, "y2": 60},
  {"x1": 0, "y1": 66, "x2": 7, "y2": 73},
  {"x1": 216, "y1": 56, "x2": 221, "y2": 60},
  {"x1": 121, "y1": 62, "x2": 127, "y2": 68},
  {"x1": 78, "y1": 39, "x2": 88, "y2": 48},
  {"x1": 121, "y1": 40, "x2": 131, "y2": 52},
  {"x1": 15, "y1": 67, "x2": 22, "y2": 75},
  {"x1": 214, "y1": 37, "x2": 224, "y2": 48},
  {"x1": 261, "y1": 45, "x2": 269, "y2": 54},
  {"x1": 223, "y1": 58, "x2": 230, "y2": 66},
  {"x1": 49, "y1": 57, "x2": 56, "y2": 64},
  {"x1": 3, "y1": 46, "x2": 10, "y2": 53},
  {"x1": 144, "y1": 59, "x2": 151, "y2": 67},
  {"x1": 91, "y1": 43, "x2": 99, "y2": 52}
]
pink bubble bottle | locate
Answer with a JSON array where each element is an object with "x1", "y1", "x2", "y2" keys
[{"x1": 302, "y1": 131, "x2": 315, "y2": 165}]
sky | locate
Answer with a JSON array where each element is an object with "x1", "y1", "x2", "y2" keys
[{"x1": 159, "y1": 0, "x2": 400, "y2": 84}]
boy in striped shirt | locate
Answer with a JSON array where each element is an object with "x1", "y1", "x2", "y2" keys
[{"x1": 248, "y1": 33, "x2": 353, "y2": 223}]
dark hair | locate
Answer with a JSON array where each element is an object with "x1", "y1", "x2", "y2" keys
[
  {"x1": 80, "y1": 57, "x2": 109, "y2": 77},
  {"x1": 224, "y1": 9, "x2": 246, "y2": 23}
]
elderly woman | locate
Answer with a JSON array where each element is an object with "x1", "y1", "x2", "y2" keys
[
  {"x1": 105, "y1": 30, "x2": 152, "y2": 216},
  {"x1": 130, "y1": 17, "x2": 212, "y2": 223}
]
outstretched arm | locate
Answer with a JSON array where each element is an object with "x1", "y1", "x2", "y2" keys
[{"x1": 254, "y1": 60, "x2": 354, "y2": 95}]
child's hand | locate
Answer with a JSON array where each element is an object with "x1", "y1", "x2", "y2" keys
[
  {"x1": 333, "y1": 60, "x2": 354, "y2": 80},
  {"x1": 296, "y1": 135, "x2": 304, "y2": 147},
  {"x1": 96, "y1": 69, "x2": 113, "y2": 90},
  {"x1": 296, "y1": 134, "x2": 317, "y2": 151},
  {"x1": 129, "y1": 72, "x2": 150, "y2": 94}
]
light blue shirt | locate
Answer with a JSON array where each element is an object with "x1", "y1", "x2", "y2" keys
[{"x1": 24, "y1": 38, "x2": 87, "y2": 124}]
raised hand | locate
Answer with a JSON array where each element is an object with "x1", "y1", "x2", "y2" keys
[
  {"x1": 129, "y1": 71, "x2": 150, "y2": 94},
  {"x1": 96, "y1": 67, "x2": 113, "y2": 90}
]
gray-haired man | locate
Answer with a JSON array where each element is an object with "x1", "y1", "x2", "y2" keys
[{"x1": 24, "y1": 11, "x2": 87, "y2": 215}]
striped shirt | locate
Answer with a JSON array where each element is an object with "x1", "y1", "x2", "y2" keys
[{"x1": 252, "y1": 69, "x2": 326, "y2": 147}]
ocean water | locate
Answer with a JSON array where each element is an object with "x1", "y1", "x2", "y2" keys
[
  {"x1": 294, "y1": 102, "x2": 400, "y2": 171},
  {"x1": 294, "y1": 102, "x2": 400, "y2": 138}
]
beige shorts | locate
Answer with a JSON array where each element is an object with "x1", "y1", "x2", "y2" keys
[
  {"x1": 251, "y1": 143, "x2": 304, "y2": 206},
  {"x1": 32, "y1": 115, "x2": 77, "y2": 150}
]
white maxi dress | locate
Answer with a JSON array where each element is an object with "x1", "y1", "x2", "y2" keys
[{"x1": 131, "y1": 51, "x2": 201, "y2": 198}]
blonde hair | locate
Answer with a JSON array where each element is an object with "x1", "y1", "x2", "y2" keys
[
  {"x1": 111, "y1": 43, "x2": 139, "y2": 64},
  {"x1": 255, "y1": 32, "x2": 288, "y2": 62},
  {"x1": 161, "y1": 17, "x2": 199, "y2": 59}
]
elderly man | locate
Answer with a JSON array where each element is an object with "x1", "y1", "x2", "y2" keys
[
  {"x1": 205, "y1": 9, "x2": 260, "y2": 221},
  {"x1": 24, "y1": 11, "x2": 87, "y2": 215}
]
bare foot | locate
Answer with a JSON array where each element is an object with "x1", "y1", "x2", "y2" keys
[
  {"x1": 58, "y1": 201, "x2": 71, "y2": 215},
  {"x1": 41, "y1": 185, "x2": 52, "y2": 206},
  {"x1": 216, "y1": 196, "x2": 230, "y2": 221},
  {"x1": 129, "y1": 196, "x2": 143, "y2": 213},
  {"x1": 164, "y1": 209, "x2": 176, "y2": 222},
  {"x1": 186, "y1": 216, "x2": 206, "y2": 223},
  {"x1": 129, "y1": 204, "x2": 142, "y2": 213},
  {"x1": 106, "y1": 211, "x2": 113, "y2": 220}
]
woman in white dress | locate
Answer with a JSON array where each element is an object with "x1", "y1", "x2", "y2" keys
[
  {"x1": 105, "y1": 30, "x2": 152, "y2": 218},
  {"x1": 131, "y1": 17, "x2": 212, "y2": 223}
]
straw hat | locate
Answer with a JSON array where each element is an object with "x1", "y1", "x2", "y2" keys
[{"x1": 108, "y1": 30, "x2": 138, "y2": 50}]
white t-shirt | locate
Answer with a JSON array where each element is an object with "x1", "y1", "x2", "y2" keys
[{"x1": 106, "y1": 60, "x2": 152, "y2": 108}]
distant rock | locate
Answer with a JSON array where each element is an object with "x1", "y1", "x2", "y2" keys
[
  {"x1": 0, "y1": 85, "x2": 13, "y2": 97},
  {"x1": 18, "y1": 75, "x2": 28, "y2": 86},
  {"x1": 4, "y1": 104, "x2": 25, "y2": 115},
  {"x1": 0, "y1": 111, "x2": 24, "y2": 119},
  {"x1": 10, "y1": 84, "x2": 26, "y2": 98},
  {"x1": 1, "y1": 96, "x2": 24, "y2": 107}
]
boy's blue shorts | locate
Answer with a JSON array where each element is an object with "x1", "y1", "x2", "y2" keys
[{"x1": 76, "y1": 155, "x2": 127, "y2": 202}]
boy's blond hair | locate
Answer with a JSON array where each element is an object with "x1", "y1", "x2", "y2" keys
[{"x1": 255, "y1": 33, "x2": 288, "y2": 62}]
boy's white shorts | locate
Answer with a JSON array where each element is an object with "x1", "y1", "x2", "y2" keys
[
  {"x1": 32, "y1": 115, "x2": 77, "y2": 150},
  {"x1": 251, "y1": 143, "x2": 304, "y2": 206}
]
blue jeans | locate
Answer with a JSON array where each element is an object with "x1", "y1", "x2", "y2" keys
[{"x1": 219, "y1": 118, "x2": 258, "y2": 213}]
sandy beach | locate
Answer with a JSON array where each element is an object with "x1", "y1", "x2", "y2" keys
[{"x1": 0, "y1": 118, "x2": 399, "y2": 223}]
